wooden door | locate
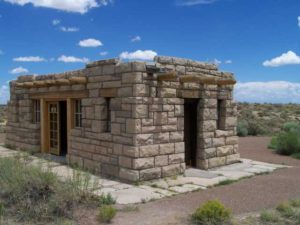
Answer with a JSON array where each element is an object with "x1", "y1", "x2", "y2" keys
[{"x1": 49, "y1": 102, "x2": 60, "y2": 155}]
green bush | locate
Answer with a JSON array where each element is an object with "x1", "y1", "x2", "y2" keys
[
  {"x1": 0, "y1": 201, "x2": 5, "y2": 219},
  {"x1": 237, "y1": 121, "x2": 248, "y2": 137},
  {"x1": 260, "y1": 210, "x2": 280, "y2": 223},
  {"x1": 192, "y1": 200, "x2": 232, "y2": 225},
  {"x1": 97, "y1": 205, "x2": 117, "y2": 223},
  {"x1": 99, "y1": 193, "x2": 116, "y2": 206},
  {"x1": 270, "y1": 122, "x2": 300, "y2": 156},
  {"x1": 276, "y1": 202, "x2": 295, "y2": 218},
  {"x1": 247, "y1": 121, "x2": 266, "y2": 136},
  {"x1": 0, "y1": 157, "x2": 94, "y2": 221}
]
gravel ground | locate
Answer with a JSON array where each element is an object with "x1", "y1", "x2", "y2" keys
[{"x1": 105, "y1": 137, "x2": 300, "y2": 225}]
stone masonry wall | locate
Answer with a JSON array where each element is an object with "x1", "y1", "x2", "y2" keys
[{"x1": 6, "y1": 56, "x2": 239, "y2": 182}]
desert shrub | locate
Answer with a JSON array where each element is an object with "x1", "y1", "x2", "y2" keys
[
  {"x1": 0, "y1": 157, "x2": 95, "y2": 222},
  {"x1": 99, "y1": 193, "x2": 116, "y2": 206},
  {"x1": 192, "y1": 200, "x2": 232, "y2": 225},
  {"x1": 237, "y1": 120, "x2": 248, "y2": 137},
  {"x1": 247, "y1": 121, "x2": 266, "y2": 136},
  {"x1": 291, "y1": 153, "x2": 300, "y2": 160},
  {"x1": 0, "y1": 201, "x2": 5, "y2": 219},
  {"x1": 260, "y1": 210, "x2": 280, "y2": 223},
  {"x1": 97, "y1": 205, "x2": 117, "y2": 223},
  {"x1": 276, "y1": 202, "x2": 295, "y2": 218},
  {"x1": 289, "y1": 199, "x2": 300, "y2": 208},
  {"x1": 270, "y1": 122, "x2": 300, "y2": 156}
]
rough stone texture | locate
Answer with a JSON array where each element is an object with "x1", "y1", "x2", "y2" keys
[{"x1": 6, "y1": 56, "x2": 239, "y2": 182}]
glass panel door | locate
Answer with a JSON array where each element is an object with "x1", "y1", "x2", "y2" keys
[{"x1": 49, "y1": 102, "x2": 60, "y2": 155}]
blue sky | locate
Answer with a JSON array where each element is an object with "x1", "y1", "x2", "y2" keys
[{"x1": 0, "y1": 0, "x2": 300, "y2": 104}]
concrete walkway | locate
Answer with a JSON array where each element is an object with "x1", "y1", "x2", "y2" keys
[{"x1": 0, "y1": 145, "x2": 288, "y2": 205}]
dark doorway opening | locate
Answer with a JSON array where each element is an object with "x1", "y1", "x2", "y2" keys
[
  {"x1": 59, "y1": 101, "x2": 68, "y2": 156},
  {"x1": 184, "y1": 99, "x2": 198, "y2": 167}
]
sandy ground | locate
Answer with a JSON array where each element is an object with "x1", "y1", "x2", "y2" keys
[
  {"x1": 1, "y1": 134, "x2": 299, "y2": 225},
  {"x1": 102, "y1": 137, "x2": 300, "y2": 225}
]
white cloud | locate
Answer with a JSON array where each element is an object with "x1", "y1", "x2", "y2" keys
[
  {"x1": 131, "y1": 36, "x2": 141, "y2": 42},
  {"x1": 0, "y1": 85, "x2": 9, "y2": 104},
  {"x1": 10, "y1": 66, "x2": 29, "y2": 74},
  {"x1": 52, "y1": 19, "x2": 60, "y2": 26},
  {"x1": 263, "y1": 51, "x2": 300, "y2": 67},
  {"x1": 13, "y1": 56, "x2": 45, "y2": 62},
  {"x1": 60, "y1": 26, "x2": 79, "y2": 32},
  {"x1": 176, "y1": 0, "x2": 217, "y2": 6},
  {"x1": 100, "y1": 51, "x2": 108, "y2": 56},
  {"x1": 213, "y1": 59, "x2": 221, "y2": 65},
  {"x1": 3, "y1": 0, "x2": 113, "y2": 14},
  {"x1": 58, "y1": 55, "x2": 89, "y2": 63},
  {"x1": 79, "y1": 38, "x2": 102, "y2": 47},
  {"x1": 234, "y1": 81, "x2": 300, "y2": 103},
  {"x1": 225, "y1": 60, "x2": 232, "y2": 64},
  {"x1": 298, "y1": 16, "x2": 300, "y2": 27},
  {"x1": 119, "y1": 50, "x2": 157, "y2": 61}
]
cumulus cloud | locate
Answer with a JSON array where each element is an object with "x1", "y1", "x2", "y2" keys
[
  {"x1": 60, "y1": 26, "x2": 79, "y2": 32},
  {"x1": 52, "y1": 19, "x2": 60, "y2": 26},
  {"x1": 3, "y1": 0, "x2": 113, "y2": 14},
  {"x1": 263, "y1": 51, "x2": 300, "y2": 67},
  {"x1": 119, "y1": 50, "x2": 157, "y2": 61},
  {"x1": 13, "y1": 56, "x2": 45, "y2": 62},
  {"x1": 79, "y1": 38, "x2": 102, "y2": 47},
  {"x1": 10, "y1": 66, "x2": 29, "y2": 74},
  {"x1": 100, "y1": 51, "x2": 108, "y2": 56},
  {"x1": 58, "y1": 55, "x2": 89, "y2": 63},
  {"x1": 213, "y1": 59, "x2": 221, "y2": 65},
  {"x1": 225, "y1": 60, "x2": 232, "y2": 64},
  {"x1": 176, "y1": 0, "x2": 217, "y2": 6},
  {"x1": 131, "y1": 36, "x2": 141, "y2": 42},
  {"x1": 234, "y1": 81, "x2": 300, "y2": 103}
]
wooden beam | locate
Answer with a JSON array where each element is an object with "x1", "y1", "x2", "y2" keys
[
  {"x1": 45, "y1": 80, "x2": 56, "y2": 86},
  {"x1": 33, "y1": 80, "x2": 47, "y2": 87},
  {"x1": 56, "y1": 79, "x2": 70, "y2": 85},
  {"x1": 67, "y1": 98, "x2": 74, "y2": 156},
  {"x1": 217, "y1": 79, "x2": 237, "y2": 85},
  {"x1": 157, "y1": 72, "x2": 178, "y2": 81},
  {"x1": 40, "y1": 98, "x2": 49, "y2": 153},
  {"x1": 15, "y1": 83, "x2": 24, "y2": 88},
  {"x1": 180, "y1": 75, "x2": 217, "y2": 84},
  {"x1": 23, "y1": 82, "x2": 34, "y2": 88},
  {"x1": 30, "y1": 90, "x2": 88, "y2": 99},
  {"x1": 69, "y1": 76, "x2": 87, "y2": 84}
]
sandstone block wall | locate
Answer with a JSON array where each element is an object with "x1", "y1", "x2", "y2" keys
[{"x1": 6, "y1": 56, "x2": 239, "y2": 182}]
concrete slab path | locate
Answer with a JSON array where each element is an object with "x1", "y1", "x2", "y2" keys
[{"x1": 0, "y1": 144, "x2": 288, "y2": 205}]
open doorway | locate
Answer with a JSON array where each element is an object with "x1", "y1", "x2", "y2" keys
[{"x1": 184, "y1": 99, "x2": 198, "y2": 167}]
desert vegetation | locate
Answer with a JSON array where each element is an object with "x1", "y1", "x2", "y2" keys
[
  {"x1": 269, "y1": 122, "x2": 300, "y2": 159},
  {"x1": 192, "y1": 199, "x2": 300, "y2": 225},
  {"x1": 240, "y1": 199, "x2": 300, "y2": 225},
  {"x1": 192, "y1": 200, "x2": 232, "y2": 225},
  {"x1": 237, "y1": 103, "x2": 300, "y2": 137},
  {"x1": 0, "y1": 155, "x2": 117, "y2": 224}
]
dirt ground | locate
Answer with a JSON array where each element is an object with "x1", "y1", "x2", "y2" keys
[
  {"x1": 2, "y1": 135, "x2": 299, "y2": 225},
  {"x1": 100, "y1": 137, "x2": 300, "y2": 225}
]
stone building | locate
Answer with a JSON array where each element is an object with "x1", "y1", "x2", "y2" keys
[{"x1": 5, "y1": 56, "x2": 239, "y2": 182}]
